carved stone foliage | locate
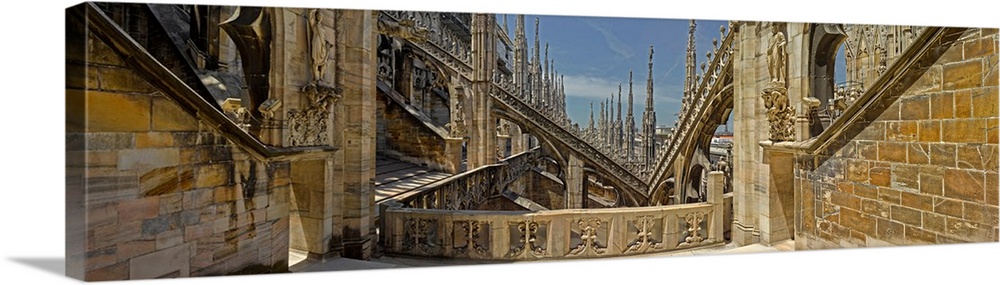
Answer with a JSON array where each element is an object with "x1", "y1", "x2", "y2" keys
[
  {"x1": 678, "y1": 212, "x2": 709, "y2": 247},
  {"x1": 761, "y1": 86, "x2": 795, "y2": 142},
  {"x1": 403, "y1": 218, "x2": 439, "y2": 254},
  {"x1": 624, "y1": 215, "x2": 663, "y2": 254},
  {"x1": 287, "y1": 84, "x2": 341, "y2": 146},
  {"x1": 444, "y1": 77, "x2": 467, "y2": 138},
  {"x1": 453, "y1": 220, "x2": 490, "y2": 257},
  {"x1": 506, "y1": 220, "x2": 546, "y2": 258},
  {"x1": 376, "y1": 35, "x2": 395, "y2": 87},
  {"x1": 567, "y1": 218, "x2": 607, "y2": 257}
]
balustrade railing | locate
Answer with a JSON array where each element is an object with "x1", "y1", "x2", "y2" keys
[
  {"x1": 391, "y1": 148, "x2": 540, "y2": 210},
  {"x1": 381, "y1": 171, "x2": 727, "y2": 260}
]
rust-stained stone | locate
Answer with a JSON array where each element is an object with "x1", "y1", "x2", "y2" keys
[
  {"x1": 900, "y1": 191, "x2": 934, "y2": 212},
  {"x1": 887, "y1": 121, "x2": 918, "y2": 142},
  {"x1": 830, "y1": 191, "x2": 860, "y2": 210},
  {"x1": 860, "y1": 198, "x2": 890, "y2": 218},
  {"x1": 80, "y1": 90, "x2": 152, "y2": 132},
  {"x1": 972, "y1": 87, "x2": 998, "y2": 118},
  {"x1": 907, "y1": 143, "x2": 931, "y2": 164},
  {"x1": 151, "y1": 96, "x2": 200, "y2": 132},
  {"x1": 869, "y1": 167, "x2": 892, "y2": 187},
  {"x1": 988, "y1": 119, "x2": 998, "y2": 144},
  {"x1": 839, "y1": 208, "x2": 876, "y2": 237},
  {"x1": 877, "y1": 141, "x2": 907, "y2": 163},
  {"x1": 941, "y1": 119, "x2": 986, "y2": 143},
  {"x1": 846, "y1": 159, "x2": 869, "y2": 182},
  {"x1": 986, "y1": 173, "x2": 998, "y2": 206},
  {"x1": 899, "y1": 95, "x2": 931, "y2": 120},
  {"x1": 98, "y1": 66, "x2": 157, "y2": 93},
  {"x1": 876, "y1": 218, "x2": 905, "y2": 244},
  {"x1": 140, "y1": 166, "x2": 180, "y2": 197},
  {"x1": 917, "y1": 121, "x2": 941, "y2": 142},
  {"x1": 964, "y1": 36, "x2": 997, "y2": 60},
  {"x1": 929, "y1": 144, "x2": 957, "y2": 167},
  {"x1": 855, "y1": 183, "x2": 878, "y2": 200},
  {"x1": 195, "y1": 164, "x2": 231, "y2": 189},
  {"x1": 856, "y1": 141, "x2": 878, "y2": 160},
  {"x1": 877, "y1": 187, "x2": 901, "y2": 204},
  {"x1": 943, "y1": 218, "x2": 997, "y2": 241},
  {"x1": 856, "y1": 122, "x2": 886, "y2": 141},
  {"x1": 923, "y1": 212, "x2": 948, "y2": 233},
  {"x1": 954, "y1": 89, "x2": 973, "y2": 118},
  {"x1": 930, "y1": 92, "x2": 955, "y2": 119},
  {"x1": 905, "y1": 65, "x2": 942, "y2": 95},
  {"x1": 956, "y1": 144, "x2": 986, "y2": 170},
  {"x1": 943, "y1": 59, "x2": 984, "y2": 90},
  {"x1": 934, "y1": 197, "x2": 965, "y2": 218},
  {"x1": 904, "y1": 225, "x2": 937, "y2": 244},
  {"x1": 943, "y1": 168, "x2": 985, "y2": 203},
  {"x1": 891, "y1": 164, "x2": 920, "y2": 191},
  {"x1": 985, "y1": 54, "x2": 998, "y2": 87},
  {"x1": 963, "y1": 202, "x2": 999, "y2": 226},
  {"x1": 890, "y1": 205, "x2": 923, "y2": 227}
]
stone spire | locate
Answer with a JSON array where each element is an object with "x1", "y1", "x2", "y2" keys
[
  {"x1": 642, "y1": 45, "x2": 657, "y2": 170},
  {"x1": 588, "y1": 101, "x2": 595, "y2": 133},
  {"x1": 543, "y1": 42, "x2": 550, "y2": 108},
  {"x1": 684, "y1": 19, "x2": 697, "y2": 103},
  {"x1": 531, "y1": 17, "x2": 541, "y2": 105},
  {"x1": 502, "y1": 14, "x2": 509, "y2": 34},
  {"x1": 599, "y1": 100, "x2": 606, "y2": 145},
  {"x1": 514, "y1": 15, "x2": 528, "y2": 98},
  {"x1": 626, "y1": 69, "x2": 636, "y2": 161},
  {"x1": 614, "y1": 82, "x2": 623, "y2": 155}
]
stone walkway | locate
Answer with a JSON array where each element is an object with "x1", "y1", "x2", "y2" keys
[{"x1": 290, "y1": 239, "x2": 796, "y2": 272}]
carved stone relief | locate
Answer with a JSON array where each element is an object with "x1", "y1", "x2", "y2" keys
[
  {"x1": 567, "y1": 218, "x2": 607, "y2": 256},
  {"x1": 507, "y1": 220, "x2": 546, "y2": 258},
  {"x1": 403, "y1": 218, "x2": 439, "y2": 254},
  {"x1": 287, "y1": 84, "x2": 341, "y2": 146},
  {"x1": 623, "y1": 215, "x2": 663, "y2": 254}
]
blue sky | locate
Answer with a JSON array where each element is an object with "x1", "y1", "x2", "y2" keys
[{"x1": 498, "y1": 14, "x2": 728, "y2": 128}]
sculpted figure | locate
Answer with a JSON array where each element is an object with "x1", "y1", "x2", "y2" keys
[
  {"x1": 767, "y1": 24, "x2": 787, "y2": 84},
  {"x1": 309, "y1": 9, "x2": 332, "y2": 83}
]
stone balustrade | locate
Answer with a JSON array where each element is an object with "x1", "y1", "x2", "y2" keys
[{"x1": 380, "y1": 171, "x2": 726, "y2": 260}]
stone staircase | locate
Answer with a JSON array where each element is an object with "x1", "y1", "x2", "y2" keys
[{"x1": 374, "y1": 156, "x2": 453, "y2": 203}]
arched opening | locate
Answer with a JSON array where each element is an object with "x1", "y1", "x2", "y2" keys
[{"x1": 807, "y1": 23, "x2": 848, "y2": 137}]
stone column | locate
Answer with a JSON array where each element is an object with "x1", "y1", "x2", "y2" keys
[
  {"x1": 731, "y1": 21, "x2": 764, "y2": 246},
  {"x1": 467, "y1": 13, "x2": 497, "y2": 169},
  {"x1": 758, "y1": 143, "x2": 796, "y2": 245},
  {"x1": 510, "y1": 125, "x2": 524, "y2": 154},
  {"x1": 333, "y1": 9, "x2": 376, "y2": 260},
  {"x1": 707, "y1": 171, "x2": 725, "y2": 242},
  {"x1": 565, "y1": 153, "x2": 585, "y2": 209}
]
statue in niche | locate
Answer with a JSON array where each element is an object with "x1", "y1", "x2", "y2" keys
[
  {"x1": 767, "y1": 23, "x2": 787, "y2": 85},
  {"x1": 308, "y1": 9, "x2": 332, "y2": 84}
]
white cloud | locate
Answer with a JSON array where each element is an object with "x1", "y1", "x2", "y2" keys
[
  {"x1": 563, "y1": 74, "x2": 623, "y2": 101},
  {"x1": 585, "y1": 20, "x2": 634, "y2": 60}
]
